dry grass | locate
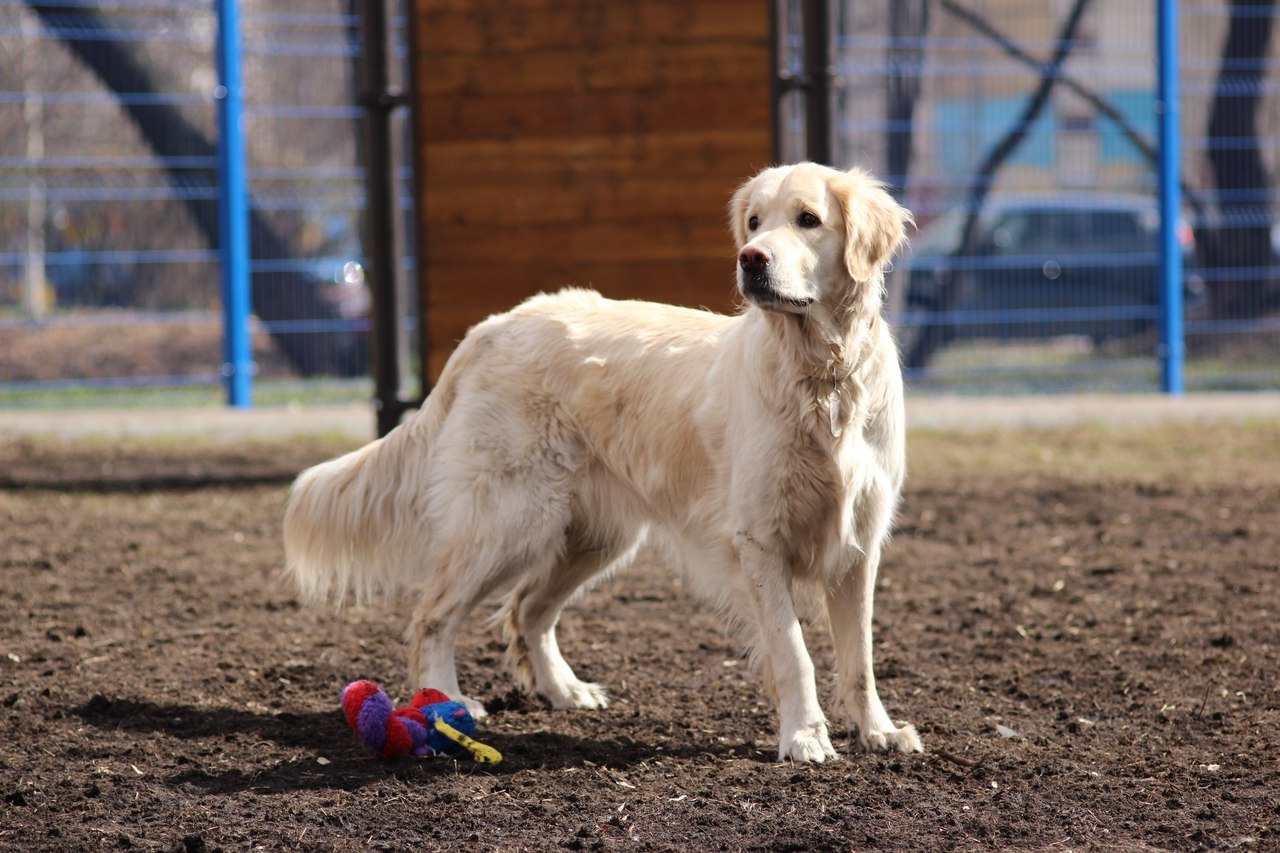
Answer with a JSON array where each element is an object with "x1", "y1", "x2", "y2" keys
[
  {"x1": 908, "y1": 419, "x2": 1280, "y2": 485},
  {"x1": 1, "y1": 313, "x2": 295, "y2": 382}
]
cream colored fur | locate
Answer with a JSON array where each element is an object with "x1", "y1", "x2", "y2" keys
[{"x1": 284, "y1": 162, "x2": 922, "y2": 761}]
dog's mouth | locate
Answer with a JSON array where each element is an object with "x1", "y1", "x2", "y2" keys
[{"x1": 740, "y1": 276, "x2": 815, "y2": 312}]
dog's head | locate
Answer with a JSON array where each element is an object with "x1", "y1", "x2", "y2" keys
[{"x1": 729, "y1": 163, "x2": 911, "y2": 316}]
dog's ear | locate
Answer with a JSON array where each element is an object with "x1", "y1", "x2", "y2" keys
[
  {"x1": 835, "y1": 169, "x2": 913, "y2": 282},
  {"x1": 728, "y1": 174, "x2": 756, "y2": 248}
]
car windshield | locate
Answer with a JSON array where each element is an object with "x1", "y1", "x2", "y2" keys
[{"x1": 988, "y1": 208, "x2": 1155, "y2": 254}]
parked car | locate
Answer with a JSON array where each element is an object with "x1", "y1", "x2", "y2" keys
[{"x1": 893, "y1": 195, "x2": 1206, "y2": 369}]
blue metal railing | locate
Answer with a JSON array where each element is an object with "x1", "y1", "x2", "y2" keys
[
  {"x1": 215, "y1": 0, "x2": 250, "y2": 406},
  {"x1": 1157, "y1": 0, "x2": 1183, "y2": 394}
]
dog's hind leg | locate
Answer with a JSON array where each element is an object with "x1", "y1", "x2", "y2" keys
[
  {"x1": 407, "y1": 536, "x2": 561, "y2": 719},
  {"x1": 825, "y1": 547, "x2": 923, "y2": 753},
  {"x1": 405, "y1": 410, "x2": 586, "y2": 718},
  {"x1": 501, "y1": 526, "x2": 643, "y2": 710}
]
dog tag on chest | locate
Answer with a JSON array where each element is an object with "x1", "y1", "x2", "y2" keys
[{"x1": 828, "y1": 389, "x2": 843, "y2": 438}]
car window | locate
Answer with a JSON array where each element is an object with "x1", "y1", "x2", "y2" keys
[
  {"x1": 916, "y1": 201, "x2": 1160, "y2": 258},
  {"x1": 989, "y1": 211, "x2": 1067, "y2": 254},
  {"x1": 989, "y1": 208, "x2": 1156, "y2": 255},
  {"x1": 1088, "y1": 211, "x2": 1153, "y2": 251}
]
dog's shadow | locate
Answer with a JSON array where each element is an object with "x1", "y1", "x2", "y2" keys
[{"x1": 72, "y1": 694, "x2": 768, "y2": 794}]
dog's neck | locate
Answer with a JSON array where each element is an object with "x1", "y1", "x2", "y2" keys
[
  {"x1": 755, "y1": 282, "x2": 884, "y2": 439},
  {"x1": 805, "y1": 312, "x2": 881, "y2": 440}
]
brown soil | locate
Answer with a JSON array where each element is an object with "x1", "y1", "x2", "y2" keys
[{"x1": 0, "y1": 426, "x2": 1277, "y2": 851}]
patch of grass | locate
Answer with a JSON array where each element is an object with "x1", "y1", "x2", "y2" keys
[
  {"x1": 0, "y1": 377, "x2": 374, "y2": 410},
  {"x1": 0, "y1": 432, "x2": 364, "y2": 490},
  {"x1": 909, "y1": 420, "x2": 1280, "y2": 485},
  {"x1": 909, "y1": 337, "x2": 1280, "y2": 395},
  {"x1": 5, "y1": 417, "x2": 1278, "y2": 492}
]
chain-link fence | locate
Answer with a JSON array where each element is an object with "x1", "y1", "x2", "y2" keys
[
  {"x1": 781, "y1": 0, "x2": 1279, "y2": 392},
  {"x1": 0, "y1": 0, "x2": 415, "y2": 405},
  {"x1": 3, "y1": 1, "x2": 1278, "y2": 403}
]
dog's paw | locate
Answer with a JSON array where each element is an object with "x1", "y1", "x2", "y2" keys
[
  {"x1": 778, "y1": 722, "x2": 839, "y2": 764},
  {"x1": 458, "y1": 695, "x2": 489, "y2": 720},
  {"x1": 545, "y1": 679, "x2": 609, "y2": 711},
  {"x1": 857, "y1": 721, "x2": 922, "y2": 754}
]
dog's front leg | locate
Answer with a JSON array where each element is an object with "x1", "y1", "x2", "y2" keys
[
  {"x1": 734, "y1": 532, "x2": 836, "y2": 763},
  {"x1": 826, "y1": 549, "x2": 923, "y2": 753}
]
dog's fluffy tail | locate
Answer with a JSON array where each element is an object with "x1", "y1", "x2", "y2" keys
[{"x1": 283, "y1": 390, "x2": 449, "y2": 606}]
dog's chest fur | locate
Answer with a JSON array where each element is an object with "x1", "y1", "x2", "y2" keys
[
  {"x1": 722, "y1": 368, "x2": 895, "y2": 578},
  {"x1": 779, "y1": 414, "x2": 889, "y2": 577}
]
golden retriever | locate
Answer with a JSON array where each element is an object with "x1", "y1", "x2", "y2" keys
[{"x1": 284, "y1": 162, "x2": 922, "y2": 761}]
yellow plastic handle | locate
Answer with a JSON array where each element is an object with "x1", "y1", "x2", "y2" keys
[{"x1": 433, "y1": 719, "x2": 503, "y2": 765}]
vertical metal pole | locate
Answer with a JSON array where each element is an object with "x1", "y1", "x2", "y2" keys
[
  {"x1": 406, "y1": 0, "x2": 432, "y2": 401},
  {"x1": 359, "y1": 0, "x2": 404, "y2": 437},
  {"x1": 1157, "y1": 0, "x2": 1184, "y2": 395},
  {"x1": 802, "y1": 0, "x2": 832, "y2": 165},
  {"x1": 216, "y1": 0, "x2": 252, "y2": 407},
  {"x1": 21, "y1": 12, "x2": 48, "y2": 317},
  {"x1": 769, "y1": 0, "x2": 782, "y2": 163}
]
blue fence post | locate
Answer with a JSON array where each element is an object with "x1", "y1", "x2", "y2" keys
[
  {"x1": 1157, "y1": 0, "x2": 1184, "y2": 395},
  {"x1": 216, "y1": 0, "x2": 252, "y2": 407}
]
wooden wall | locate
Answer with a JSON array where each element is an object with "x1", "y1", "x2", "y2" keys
[{"x1": 409, "y1": 0, "x2": 774, "y2": 381}]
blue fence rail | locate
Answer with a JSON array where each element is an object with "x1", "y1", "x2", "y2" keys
[
  {"x1": 216, "y1": 0, "x2": 251, "y2": 406},
  {"x1": 0, "y1": 0, "x2": 416, "y2": 404},
  {"x1": 778, "y1": 0, "x2": 1280, "y2": 393}
]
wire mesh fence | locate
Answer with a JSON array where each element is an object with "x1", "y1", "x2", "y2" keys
[
  {"x1": 2, "y1": 1, "x2": 1278, "y2": 403},
  {"x1": 0, "y1": 0, "x2": 416, "y2": 405},
  {"x1": 1180, "y1": 0, "x2": 1280, "y2": 389},
  {"x1": 781, "y1": 0, "x2": 1280, "y2": 393}
]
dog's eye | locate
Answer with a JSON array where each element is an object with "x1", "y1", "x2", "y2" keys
[
  {"x1": 747, "y1": 215, "x2": 760, "y2": 232},
  {"x1": 797, "y1": 211, "x2": 821, "y2": 229}
]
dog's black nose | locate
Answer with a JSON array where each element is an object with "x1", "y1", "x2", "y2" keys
[{"x1": 739, "y1": 246, "x2": 771, "y2": 273}]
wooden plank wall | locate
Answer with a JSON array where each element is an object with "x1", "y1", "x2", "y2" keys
[{"x1": 410, "y1": 0, "x2": 774, "y2": 381}]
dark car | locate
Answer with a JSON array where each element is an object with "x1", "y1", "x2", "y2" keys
[{"x1": 893, "y1": 195, "x2": 1206, "y2": 369}]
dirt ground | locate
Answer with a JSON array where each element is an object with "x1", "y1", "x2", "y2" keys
[{"x1": 1, "y1": 422, "x2": 1277, "y2": 851}]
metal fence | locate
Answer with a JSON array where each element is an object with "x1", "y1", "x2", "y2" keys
[
  {"x1": 781, "y1": 0, "x2": 1280, "y2": 393},
  {"x1": 0, "y1": 0, "x2": 415, "y2": 405},
  {"x1": 3, "y1": 1, "x2": 1279, "y2": 403}
]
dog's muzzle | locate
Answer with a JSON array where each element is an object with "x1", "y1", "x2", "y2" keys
[{"x1": 737, "y1": 246, "x2": 813, "y2": 310}]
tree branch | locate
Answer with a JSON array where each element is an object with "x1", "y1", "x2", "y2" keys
[
  {"x1": 902, "y1": 0, "x2": 1093, "y2": 368},
  {"x1": 26, "y1": 3, "x2": 367, "y2": 376},
  {"x1": 956, "y1": 0, "x2": 1092, "y2": 254},
  {"x1": 939, "y1": 0, "x2": 1205, "y2": 219}
]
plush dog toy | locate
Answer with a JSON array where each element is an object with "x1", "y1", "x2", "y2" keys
[{"x1": 340, "y1": 680, "x2": 501, "y2": 764}]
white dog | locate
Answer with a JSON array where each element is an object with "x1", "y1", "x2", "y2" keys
[{"x1": 284, "y1": 162, "x2": 922, "y2": 761}]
